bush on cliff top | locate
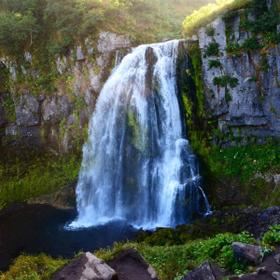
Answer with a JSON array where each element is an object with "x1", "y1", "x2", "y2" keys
[{"x1": 182, "y1": 0, "x2": 251, "y2": 35}]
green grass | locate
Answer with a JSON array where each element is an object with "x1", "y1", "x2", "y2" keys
[
  {"x1": 2, "y1": 227, "x2": 279, "y2": 280},
  {"x1": 95, "y1": 232, "x2": 255, "y2": 279},
  {"x1": 0, "y1": 254, "x2": 67, "y2": 280},
  {"x1": 0, "y1": 151, "x2": 81, "y2": 209},
  {"x1": 262, "y1": 225, "x2": 280, "y2": 247},
  {"x1": 208, "y1": 144, "x2": 280, "y2": 182}
]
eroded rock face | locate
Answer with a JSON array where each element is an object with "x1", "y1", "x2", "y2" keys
[
  {"x1": 145, "y1": 47, "x2": 158, "y2": 95},
  {"x1": 0, "y1": 31, "x2": 132, "y2": 152},
  {"x1": 42, "y1": 96, "x2": 72, "y2": 124},
  {"x1": 97, "y1": 32, "x2": 130, "y2": 53},
  {"x1": 52, "y1": 252, "x2": 118, "y2": 280},
  {"x1": 197, "y1": 8, "x2": 280, "y2": 143},
  {"x1": 15, "y1": 93, "x2": 39, "y2": 127},
  {"x1": 232, "y1": 242, "x2": 263, "y2": 265}
]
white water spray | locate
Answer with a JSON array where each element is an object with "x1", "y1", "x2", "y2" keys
[{"x1": 70, "y1": 40, "x2": 211, "y2": 229}]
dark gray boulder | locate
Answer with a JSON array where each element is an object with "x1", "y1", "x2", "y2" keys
[
  {"x1": 52, "y1": 252, "x2": 117, "y2": 280},
  {"x1": 108, "y1": 248, "x2": 158, "y2": 280},
  {"x1": 183, "y1": 261, "x2": 226, "y2": 280},
  {"x1": 232, "y1": 242, "x2": 263, "y2": 265}
]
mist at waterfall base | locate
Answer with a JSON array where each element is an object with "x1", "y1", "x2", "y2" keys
[{"x1": 70, "y1": 40, "x2": 211, "y2": 230}]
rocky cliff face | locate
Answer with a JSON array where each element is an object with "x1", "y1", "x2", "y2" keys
[
  {"x1": 193, "y1": 1, "x2": 280, "y2": 145},
  {"x1": 1, "y1": 1, "x2": 280, "y2": 154},
  {"x1": 0, "y1": 32, "x2": 131, "y2": 153}
]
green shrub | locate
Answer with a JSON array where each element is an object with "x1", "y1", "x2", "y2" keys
[
  {"x1": 225, "y1": 90, "x2": 232, "y2": 102},
  {"x1": 208, "y1": 143, "x2": 280, "y2": 182},
  {"x1": 206, "y1": 26, "x2": 215, "y2": 36},
  {"x1": 0, "y1": 231, "x2": 260, "y2": 280},
  {"x1": 262, "y1": 225, "x2": 280, "y2": 247},
  {"x1": 0, "y1": 254, "x2": 67, "y2": 280},
  {"x1": 96, "y1": 232, "x2": 255, "y2": 280},
  {"x1": 208, "y1": 59, "x2": 223, "y2": 69},
  {"x1": 204, "y1": 42, "x2": 220, "y2": 57},
  {"x1": 226, "y1": 42, "x2": 242, "y2": 55},
  {"x1": 242, "y1": 37, "x2": 262, "y2": 51},
  {"x1": 1, "y1": 94, "x2": 16, "y2": 122},
  {"x1": 213, "y1": 75, "x2": 239, "y2": 88},
  {"x1": 0, "y1": 152, "x2": 81, "y2": 209},
  {"x1": 182, "y1": 0, "x2": 251, "y2": 35}
]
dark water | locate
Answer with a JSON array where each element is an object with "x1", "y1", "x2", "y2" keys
[{"x1": 0, "y1": 204, "x2": 138, "y2": 271}]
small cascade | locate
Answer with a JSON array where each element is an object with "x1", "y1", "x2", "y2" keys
[{"x1": 70, "y1": 40, "x2": 211, "y2": 229}]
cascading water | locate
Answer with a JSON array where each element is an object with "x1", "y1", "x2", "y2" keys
[{"x1": 70, "y1": 40, "x2": 211, "y2": 229}]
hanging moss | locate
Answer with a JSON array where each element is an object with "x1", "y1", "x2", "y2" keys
[
  {"x1": 0, "y1": 62, "x2": 10, "y2": 92},
  {"x1": 179, "y1": 41, "x2": 215, "y2": 161},
  {"x1": 127, "y1": 108, "x2": 146, "y2": 153},
  {"x1": 188, "y1": 42, "x2": 206, "y2": 119},
  {"x1": 2, "y1": 93, "x2": 16, "y2": 122}
]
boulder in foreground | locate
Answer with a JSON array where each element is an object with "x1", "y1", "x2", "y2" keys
[
  {"x1": 232, "y1": 242, "x2": 263, "y2": 265},
  {"x1": 183, "y1": 261, "x2": 225, "y2": 280},
  {"x1": 52, "y1": 252, "x2": 118, "y2": 280},
  {"x1": 108, "y1": 248, "x2": 158, "y2": 280}
]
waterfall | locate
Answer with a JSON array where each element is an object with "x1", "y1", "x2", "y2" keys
[{"x1": 70, "y1": 40, "x2": 211, "y2": 229}]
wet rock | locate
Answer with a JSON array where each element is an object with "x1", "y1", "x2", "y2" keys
[
  {"x1": 52, "y1": 252, "x2": 117, "y2": 280},
  {"x1": 274, "y1": 254, "x2": 280, "y2": 265},
  {"x1": 255, "y1": 207, "x2": 280, "y2": 237},
  {"x1": 232, "y1": 242, "x2": 263, "y2": 265},
  {"x1": 108, "y1": 248, "x2": 158, "y2": 280},
  {"x1": 272, "y1": 272, "x2": 280, "y2": 280},
  {"x1": 256, "y1": 266, "x2": 267, "y2": 274},
  {"x1": 183, "y1": 261, "x2": 225, "y2": 280},
  {"x1": 15, "y1": 93, "x2": 39, "y2": 126},
  {"x1": 145, "y1": 47, "x2": 157, "y2": 95}
]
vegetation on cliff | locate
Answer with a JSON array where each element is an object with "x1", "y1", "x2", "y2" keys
[
  {"x1": 182, "y1": 0, "x2": 251, "y2": 35},
  {"x1": 0, "y1": 149, "x2": 80, "y2": 209}
]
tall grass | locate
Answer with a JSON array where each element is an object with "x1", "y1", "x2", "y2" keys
[{"x1": 0, "y1": 152, "x2": 81, "y2": 209}]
